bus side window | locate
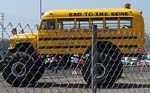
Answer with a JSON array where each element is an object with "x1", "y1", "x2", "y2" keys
[
  {"x1": 91, "y1": 19, "x2": 103, "y2": 31},
  {"x1": 41, "y1": 20, "x2": 47, "y2": 30},
  {"x1": 62, "y1": 20, "x2": 74, "y2": 32},
  {"x1": 120, "y1": 18, "x2": 132, "y2": 28},
  {"x1": 57, "y1": 22, "x2": 63, "y2": 30},
  {"x1": 77, "y1": 19, "x2": 89, "y2": 31},
  {"x1": 106, "y1": 19, "x2": 118, "y2": 29},
  {"x1": 57, "y1": 18, "x2": 75, "y2": 32},
  {"x1": 47, "y1": 20, "x2": 55, "y2": 30}
]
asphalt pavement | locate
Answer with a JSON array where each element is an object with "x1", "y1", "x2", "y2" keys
[{"x1": 0, "y1": 67, "x2": 150, "y2": 93}]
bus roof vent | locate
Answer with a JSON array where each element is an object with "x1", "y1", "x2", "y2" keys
[{"x1": 124, "y1": 3, "x2": 131, "y2": 9}]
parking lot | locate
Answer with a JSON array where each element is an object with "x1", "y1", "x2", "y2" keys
[{"x1": 0, "y1": 66, "x2": 150, "y2": 93}]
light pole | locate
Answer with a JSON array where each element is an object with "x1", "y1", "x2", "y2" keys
[{"x1": 40, "y1": 0, "x2": 42, "y2": 18}]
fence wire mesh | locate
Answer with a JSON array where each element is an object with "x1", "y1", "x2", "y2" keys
[{"x1": 0, "y1": 22, "x2": 150, "y2": 93}]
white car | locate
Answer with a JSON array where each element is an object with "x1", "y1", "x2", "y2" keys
[{"x1": 145, "y1": 58, "x2": 150, "y2": 66}]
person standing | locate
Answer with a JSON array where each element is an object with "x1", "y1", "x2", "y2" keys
[
  {"x1": 50, "y1": 56, "x2": 58, "y2": 73},
  {"x1": 71, "y1": 54, "x2": 80, "y2": 75}
]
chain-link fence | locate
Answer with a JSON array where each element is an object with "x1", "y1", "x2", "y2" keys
[{"x1": 0, "y1": 22, "x2": 150, "y2": 93}]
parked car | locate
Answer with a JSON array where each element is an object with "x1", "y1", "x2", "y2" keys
[
  {"x1": 122, "y1": 57, "x2": 137, "y2": 66},
  {"x1": 145, "y1": 59, "x2": 150, "y2": 66},
  {"x1": 140, "y1": 58, "x2": 150, "y2": 66},
  {"x1": 138, "y1": 59, "x2": 147, "y2": 66},
  {"x1": 136, "y1": 55, "x2": 150, "y2": 67}
]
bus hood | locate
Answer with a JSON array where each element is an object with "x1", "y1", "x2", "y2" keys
[{"x1": 9, "y1": 33, "x2": 38, "y2": 49}]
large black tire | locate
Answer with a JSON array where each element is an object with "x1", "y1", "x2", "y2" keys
[
  {"x1": 81, "y1": 42, "x2": 123, "y2": 87},
  {"x1": 2, "y1": 52, "x2": 45, "y2": 87}
]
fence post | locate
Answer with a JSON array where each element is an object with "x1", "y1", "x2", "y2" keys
[
  {"x1": 91, "y1": 25, "x2": 97, "y2": 93},
  {"x1": 0, "y1": 13, "x2": 5, "y2": 56}
]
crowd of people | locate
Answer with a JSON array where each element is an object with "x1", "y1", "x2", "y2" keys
[
  {"x1": 43, "y1": 54, "x2": 89, "y2": 74},
  {"x1": 122, "y1": 55, "x2": 150, "y2": 67},
  {"x1": 43, "y1": 55, "x2": 59, "y2": 73}
]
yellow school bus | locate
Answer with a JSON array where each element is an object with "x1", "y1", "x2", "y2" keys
[
  {"x1": 3, "y1": 3, "x2": 144, "y2": 87},
  {"x1": 37, "y1": 4, "x2": 144, "y2": 56}
]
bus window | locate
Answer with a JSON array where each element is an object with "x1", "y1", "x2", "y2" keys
[
  {"x1": 120, "y1": 18, "x2": 132, "y2": 28},
  {"x1": 91, "y1": 20, "x2": 103, "y2": 29},
  {"x1": 47, "y1": 20, "x2": 55, "y2": 30},
  {"x1": 41, "y1": 20, "x2": 47, "y2": 30},
  {"x1": 77, "y1": 19, "x2": 89, "y2": 31},
  {"x1": 63, "y1": 21, "x2": 74, "y2": 30},
  {"x1": 57, "y1": 22, "x2": 63, "y2": 30},
  {"x1": 41, "y1": 19, "x2": 55, "y2": 30},
  {"x1": 57, "y1": 19, "x2": 75, "y2": 31},
  {"x1": 106, "y1": 19, "x2": 118, "y2": 29}
]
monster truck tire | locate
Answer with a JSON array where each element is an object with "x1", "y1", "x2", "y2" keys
[
  {"x1": 2, "y1": 52, "x2": 44, "y2": 87},
  {"x1": 81, "y1": 42, "x2": 123, "y2": 87}
]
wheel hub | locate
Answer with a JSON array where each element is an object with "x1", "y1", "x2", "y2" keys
[
  {"x1": 11, "y1": 62, "x2": 26, "y2": 77},
  {"x1": 96, "y1": 63, "x2": 106, "y2": 79}
]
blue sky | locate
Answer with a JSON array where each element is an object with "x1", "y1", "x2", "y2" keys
[{"x1": 0, "y1": 0, "x2": 150, "y2": 31}]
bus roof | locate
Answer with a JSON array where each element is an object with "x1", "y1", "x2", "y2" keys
[{"x1": 42, "y1": 8, "x2": 142, "y2": 19}]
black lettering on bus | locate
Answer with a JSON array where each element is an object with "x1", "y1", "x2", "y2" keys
[
  {"x1": 95, "y1": 12, "x2": 99, "y2": 16},
  {"x1": 95, "y1": 12, "x2": 109, "y2": 16},
  {"x1": 99, "y1": 12, "x2": 105, "y2": 16},
  {"x1": 69, "y1": 13, "x2": 73, "y2": 16},
  {"x1": 124, "y1": 12, "x2": 128, "y2": 16},
  {"x1": 111, "y1": 12, "x2": 129, "y2": 16},
  {"x1": 111, "y1": 12, "x2": 116, "y2": 16},
  {"x1": 84, "y1": 12, "x2": 88, "y2": 16},
  {"x1": 69, "y1": 12, "x2": 129, "y2": 16},
  {"x1": 104, "y1": 12, "x2": 109, "y2": 16},
  {"x1": 69, "y1": 12, "x2": 82, "y2": 16},
  {"x1": 77, "y1": 13, "x2": 82, "y2": 16},
  {"x1": 88, "y1": 12, "x2": 93, "y2": 16}
]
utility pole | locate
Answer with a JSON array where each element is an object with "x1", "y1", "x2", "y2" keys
[
  {"x1": 40, "y1": 0, "x2": 42, "y2": 18},
  {"x1": 0, "y1": 12, "x2": 5, "y2": 56}
]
